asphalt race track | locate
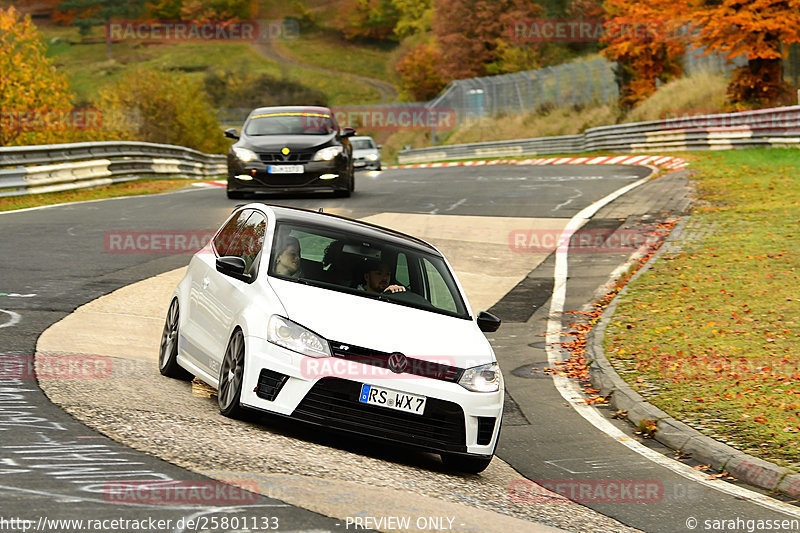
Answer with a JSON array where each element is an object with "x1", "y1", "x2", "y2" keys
[{"x1": 2, "y1": 164, "x2": 799, "y2": 533}]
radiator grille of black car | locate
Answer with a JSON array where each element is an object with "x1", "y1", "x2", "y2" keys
[
  {"x1": 329, "y1": 341, "x2": 464, "y2": 383},
  {"x1": 292, "y1": 377, "x2": 467, "y2": 453},
  {"x1": 258, "y1": 151, "x2": 315, "y2": 163}
]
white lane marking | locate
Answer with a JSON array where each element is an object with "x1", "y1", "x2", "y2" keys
[
  {"x1": 545, "y1": 174, "x2": 800, "y2": 518},
  {"x1": 552, "y1": 188, "x2": 583, "y2": 211},
  {"x1": 0, "y1": 309, "x2": 21, "y2": 329},
  {"x1": 0, "y1": 187, "x2": 207, "y2": 216},
  {"x1": 445, "y1": 198, "x2": 467, "y2": 211},
  {"x1": 0, "y1": 293, "x2": 36, "y2": 298}
]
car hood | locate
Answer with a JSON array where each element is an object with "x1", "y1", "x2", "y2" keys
[
  {"x1": 242, "y1": 134, "x2": 334, "y2": 151},
  {"x1": 268, "y1": 278, "x2": 493, "y2": 367},
  {"x1": 352, "y1": 149, "x2": 378, "y2": 156}
]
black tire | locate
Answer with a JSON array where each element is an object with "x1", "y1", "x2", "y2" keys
[
  {"x1": 158, "y1": 299, "x2": 192, "y2": 380},
  {"x1": 440, "y1": 453, "x2": 493, "y2": 474},
  {"x1": 218, "y1": 329, "x2": 246, "y2": 418},
  {"x1": 227, "y1": 189, "x2": 245, "y2": 199}
]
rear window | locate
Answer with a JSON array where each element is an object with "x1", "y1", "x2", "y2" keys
[
  {"x1": 351, "y1": 139, "x2": 375, "y2": 150},
  {"x1": 268, "y1": 222, "x2": 469, "y2": 319}
]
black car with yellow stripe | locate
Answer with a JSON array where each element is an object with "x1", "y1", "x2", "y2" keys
[{"x1": 224, "y1": 106, "x2": 356, "y2": 199}]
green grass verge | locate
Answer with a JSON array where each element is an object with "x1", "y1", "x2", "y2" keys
[
  {"x1": 277, "y1": 28, "x2": 398, "y2": 84},
  {"x1": 605, "y1": 148, "x2": 800, "y2": 467},
  {"x1": 42, "y1": 24, "x2": 379, "y2": 106},
  {"x1": 0, "y1": 179, "x2": 206, "y2": 212}
]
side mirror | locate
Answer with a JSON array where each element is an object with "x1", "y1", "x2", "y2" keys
[
  {"x1": 216, "y1": 256, "x2": 249, "y2": 281},
  {"x1": 377, "y1": 144, "x2": 383, "y2": 149},
  {"x1": 477, "y1": 311, "x2": 501, "y2": 333},
  {"x1": 341, "y1": 127, "x2": 356, "y2": 138},
  {"x1": 224, "y1": 128, "x2": 239, "y2": 140}
]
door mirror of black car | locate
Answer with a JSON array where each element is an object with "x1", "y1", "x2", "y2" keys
[
  {"x1": 477, "y1": 311, "x2": 501, "y2": 333},
  {"x1": 224, "y1": 128, "x2": 239, "y2": 140},
  {"x1": 216, "y1": 256, "x2": 249, "y2": 281},
  {"x1": 341, "y1": 127, "x2": 356, "y2": 138}
]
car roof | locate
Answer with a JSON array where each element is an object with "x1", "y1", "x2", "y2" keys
[
  {"x1": 248, "y1": 106, "x2": 332, "y2": 116},
  {"x1": 243, "y1": 203, "x2": 438, "y2": 254},
  {"x1": 350, "y1": 136, "x2": 375, "y2": 141}
]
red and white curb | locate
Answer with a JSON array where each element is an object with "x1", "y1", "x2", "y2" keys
[
  {"x1": 193, "y1": 180, "x2": 226, "y2": 187},
  {"x1": 388, "y1": 155, "x2": 688, "y2": 171}
]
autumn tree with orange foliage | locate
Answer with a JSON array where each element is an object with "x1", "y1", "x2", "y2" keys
[
  {"x1": 338, "y1": 0, "x2": 399, "y2": 41},
  {"x1": 0, "y1": 6, "x2": 81, "y2": 146},
  {"x1": 601, "y1": 0, "x2": 689, "y2": 109},
  {"x1": 433, "y1": 0, "x2": 543, "y2": 80},
  {"x1": 690, "y1": 0, "x2": 800, "y2": 107},
  {"x1": 395, "y1": 42, "x2": 446, "y2": 100}
]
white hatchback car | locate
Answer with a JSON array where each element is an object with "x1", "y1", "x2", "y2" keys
[{"x1": 159, "y1": 204, "x2": 503, "y2": 472}]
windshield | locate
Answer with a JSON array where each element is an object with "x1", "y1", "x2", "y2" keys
[
  {"x1": 351, "y1": 139, "x2": 375, "y2": 150},
  {"x1": 244, "y1": 112, "x2": 336, "y2": 136},
  {"x1": 268, "y1": 222, "x2": 469, "y2": 319}
]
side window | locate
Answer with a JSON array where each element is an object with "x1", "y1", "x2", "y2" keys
[
  {"x1": 422, "y1": 258, "x2": 457, "y2": 313},
  {"x1": 395, "y1": 253, "x2": 410, "y2": 286},
  {"x1": 213, "y1": 210, "x2": 250, "y2": 256}
]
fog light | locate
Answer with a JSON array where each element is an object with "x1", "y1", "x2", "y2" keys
[
  {"x1": 235, "y1": 175, "x2": 254, "y2": 181},
  {"x1": 319, "y1": 174, "x2": 338, "y2": 180}
]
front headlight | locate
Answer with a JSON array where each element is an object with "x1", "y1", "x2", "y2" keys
[
  {"x1": 367, "y1": 153, "x2": 379, "y2": 161},
  {"x1": 458, "y1": 362, "x2": 501, "y2": 392},
  {"x1": 232, "y1": 146, "x2": 258, "y2": 162},
  {"x1": 267, "y1": 315, "x2": 331, "y2": 358},
  {"x1": 312, "y1": 146, "x2": 343, "y2": 161}
]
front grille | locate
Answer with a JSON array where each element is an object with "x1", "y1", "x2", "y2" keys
[
  {"x1": 259, "y1": 151, "x2": 315, "y2": 163},
  {"x1": 292, "y1": 377, "x2": 467, "y2": 453},
  {"x1": 252, "y1": 172, "x2": 321, "y2": 188},
  {"x1": 477, "y1": 416, "x2": 496, "y2": 445},
  {"x1": 255, "y1": 369, "x2": 289, "y2": 401},
  {"x1": 329, "y1": 341, "x2": 463, "y2": 383}
]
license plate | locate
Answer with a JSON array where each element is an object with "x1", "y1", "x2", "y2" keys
[
  {"x1": 268, "y1": 165, "x2": 303, "y2": 174},
  {"x1": 359, "y1": 384, "x2": 426, "y2": 415},
  {"x1": 354, "y1": 161, "x2": 366, "y2": 167}
]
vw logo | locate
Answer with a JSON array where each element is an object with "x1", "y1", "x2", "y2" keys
[{"x1": 387, "y1": 352, "x2": 408, "y2": 374}]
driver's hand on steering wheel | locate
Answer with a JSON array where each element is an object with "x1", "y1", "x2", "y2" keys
[{"x1": 383, "y1": 284, "x2": 406, "y2": 294}]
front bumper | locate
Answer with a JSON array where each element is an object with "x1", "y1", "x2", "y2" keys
[
  {"x1": 240, "y1": 336, "x2": 503, "y2": 456},
  {"x1": 354, "y1": 157, "x2": 381, "y2": 170},
  {"x1": 227, "y1": 159, "x2": 349, "y2": 193}
]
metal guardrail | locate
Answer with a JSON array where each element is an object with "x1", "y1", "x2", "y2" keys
[
  {"x1": 398, "y1": 105, "x2": 800, "y2": 163},
  {"x1": 0, "y1": 141, "x2": 226, "y2": 197}
]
